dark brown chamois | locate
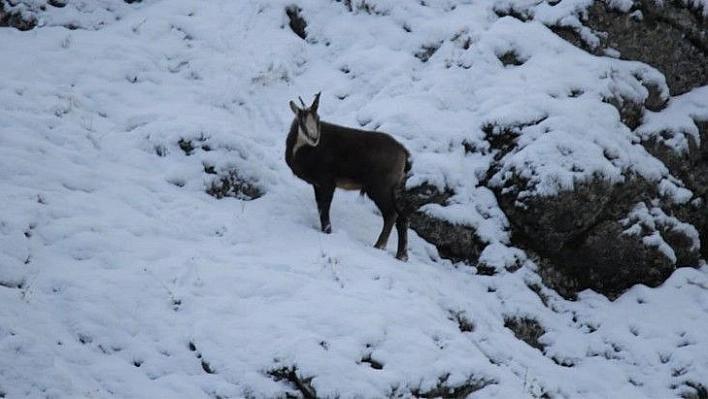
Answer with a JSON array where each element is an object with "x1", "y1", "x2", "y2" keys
[{"x1": 285, "y1": 92, "x2": 412, "y2": 260}]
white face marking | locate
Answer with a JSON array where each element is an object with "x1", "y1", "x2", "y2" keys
[
  {"x1": 302, "y1": 113, "x2": 320, "y2": 145},
  {"x1": 291, "y1": 111, "x2": 320, "y2": 158}
]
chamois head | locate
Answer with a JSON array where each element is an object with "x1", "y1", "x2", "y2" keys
[{"x1": 289, "y1": 92, "x2": 321, "y2": 146}]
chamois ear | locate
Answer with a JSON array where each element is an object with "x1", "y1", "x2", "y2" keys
[
  {"x1": 289, "y1": 100, "x2": 300, "y2": 114},
  {"x1": 311, "y1": 92, "x2": 321, "y2": 112}
]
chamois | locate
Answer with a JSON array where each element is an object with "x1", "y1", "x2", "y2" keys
[{"x1": 285, "y1": 93, "x2": 412, "y2": 260}]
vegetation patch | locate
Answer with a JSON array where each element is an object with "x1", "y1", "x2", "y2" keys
[
  {"x1": 206, "y1": 170, "x2": 264, "y2": 200},
  {"x1": 680, "y1": 381, "x2": 708, "y2": 399},
  {"x1": 497, "y1": 50, "x2": 525, "y2": 66},
  {"x1": 504, "y1": 316, "x2": 546, "y2": 351},
  {"x1": 449, "y1": 310, "x2": 475, "y2": 333},
  {"x1": 411, "y1": 373, "x2": 496, "y2": 398},
  {"x1": 267, "y1": 365, "x2": 316, "y2": 399},
  {"x1": 0, "y1": 2, "x2": 37, "y2": 30},
  {"x1": 285, "y1": 5, "x2": 307, "y2": 40},
  {"x1": 415, "y1": 42, "x2": 442, "y2": 63}
]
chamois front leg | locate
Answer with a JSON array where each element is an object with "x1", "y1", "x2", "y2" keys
[{"x1": 314, "y1": 184, "x2": 335, "y2": 234}]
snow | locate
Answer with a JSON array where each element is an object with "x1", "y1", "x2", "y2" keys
[
  {"x1": 638, "y1": 86, "x2": 708, "y2": 152},
  {"x1": 1, "y1": 0, "x2": 707, "y2": 398},
  {"x1": 621, "y1": 202, "x2": 700, "y2": 264}
]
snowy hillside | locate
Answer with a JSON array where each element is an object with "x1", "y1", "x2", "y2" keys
[{"x1": 1, "y1": 1, "x2": 707, "y2": 398}]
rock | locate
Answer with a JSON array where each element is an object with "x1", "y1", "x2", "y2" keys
[
  {"x1": 0, "y1": 1, "x2": 37, "y2": 30},
  {"x1": 407, "y1": 0, "x2": 707, "y2": 299},
  {"x1": 404, "y1": 183, "x2": 490, "y2": 267},
  {"x1": 412, "y1": 131, "x2": 701, "y2": 298},
  {"x1": 410, "y1": 211, "x2": 487, "y2": 267},
  {"x1": 497, "y1": 177, "x2": 616, "y2": 255},
  {"x1": 491, "y1": 169, "x2": 699, "y2": 298},
  {"x1": 548, "y1": 221, "x2": 675, "y2": 300},
  {"x1": 577, "y1": 1, "x2": 707, "y2": 96},
  {"x1": 641, "y1": 121, "x2": 708, "y2": 260}
]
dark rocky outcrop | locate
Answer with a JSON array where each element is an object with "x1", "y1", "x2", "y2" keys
[
  {"x1": 412, "y1": 118, "x2": 705, "y2": 299},
  {"x1": 411, "y1": 165, "x2": 701, "y2": 300},
  {"x1": 411, "y1": 212, "x2": 488, "y2": 264},
  {"x1": 0, "y1": 0, "x2": 146, "y2": 30},
  {"x1": 409, "y1": 0, "x2": 707, "y2": 299},
  {"x1": 404, "y1": 184, "x2": 490, "y2": 266},
  {"x1": 641, "y1": 122, "x2": 708, "y2": 260},
  {"x1": 0, "y1": 1, "x2": 36, "y2": 30},
  {"x1": 546, "y1": 221, "x2": 676, "y2": 299},
  {"x1": 589, "y1": 1, "x2": 706, "y2": 96},
  {"x1": 556, "y1": 0, "x2": 707, "y2": 96}
]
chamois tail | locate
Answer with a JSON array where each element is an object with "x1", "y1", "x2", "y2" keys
[
  {"x1": 404, "y1": 155, "x2": 412, "y2": 175},
  {"x1": 394, "y1": 156, "x2": 416, "y2": 217}
]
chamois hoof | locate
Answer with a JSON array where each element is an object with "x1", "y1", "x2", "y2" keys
[
  {"x1": 396, "y1": 253, "x2": 408, "y2": 262},
  {"x1": 322, "y1": 224, "x2": 332, "y2": 234}
]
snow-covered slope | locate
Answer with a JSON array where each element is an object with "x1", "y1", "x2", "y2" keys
[{"x1": 1, "y1": 1, "x2": 707, "y2": 398}]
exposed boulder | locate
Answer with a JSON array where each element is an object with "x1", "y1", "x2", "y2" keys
[
  {"x1": 410, "y1": 212, "x2": 487, "y2": 266},
  {"x1": 404, "y1": 183, "x2": 490, "y2": 267},
  {"x1": 0, "y1": 0, "x2": 149, "y2": 30},
  {"x1": 496, "y1": 176, "x2": 618, "y2": 255},
  {"x1": 589, "y1": 0, "x2": 707, "y2": 96},
  {"x1": 487, "y1": 154, "x2": 699, "y2": 298},
  {"x1": 411, "y1": 167, "x2": 701, "y2": 299},
  {"x1": 557, "y1": 0, "x2": 708, "y2": 96},
  {"x1": 548, "y1": 220, "x2": 675, "y2": 299},
  {"x1": 640, "y1": 121, "x2": 708, "y2": 259},
  {"x1": 0, "y1": 1, "x2": 36, "y2": 30},
  {"x1": 407, "y1": 0, "x2": 707, "y2": 299}
]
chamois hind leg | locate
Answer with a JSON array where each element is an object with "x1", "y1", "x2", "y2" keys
[
  {"x1": 314, "y1": 183, "x2": 335, "y2": 233},
  {"x1": 395, "y1": 214, "x2": 409, "y2": 261},
  {"x1": 370, "y1": 188, "x2": 397, "y2": 251},
  {"x1": 374, "y1": 212, "x2": 397, "y2": 250},
  {"x1": 393, "y1": 181, "x2": 409, "y2": 261}
]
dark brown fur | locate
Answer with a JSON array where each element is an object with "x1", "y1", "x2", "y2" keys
[{"x1": 285, "y1": 99, "x2": 411, "y2": 260}]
